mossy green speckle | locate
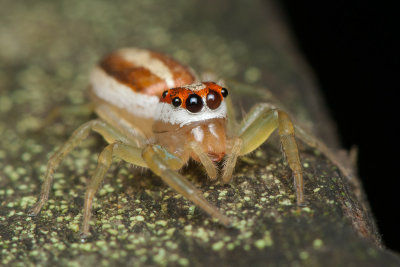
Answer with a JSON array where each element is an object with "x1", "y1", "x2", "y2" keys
[
  {"x1": 299, "y1": 251, "x2": 309, "y2": 260},
  {"x1": 212, "y1": 240, "x2": 225, "y2": 251},
  {"x1": 254, "y1": 231, "x2": 273, "y2": 249},
  {"x1": 313, "y1": 238, "x2": 324, "y2": 249}
]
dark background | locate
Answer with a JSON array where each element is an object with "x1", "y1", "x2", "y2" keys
[{"x1": 279, "y1": 1, "x2": 399, "y2": 252}]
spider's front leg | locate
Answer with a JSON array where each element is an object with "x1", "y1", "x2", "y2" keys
[
  {"x1": 80, "y1": 142, "x2": 147, "y2": 237},
  {"x1": 142, "y1": 144, "x2": 231, "y2": 226},
  {"x1": 225, "y1": 103, "x2": 305, "y2": 206},
  {"x1": 29, "y1": 119, "x2": 134, "y2": 217}
]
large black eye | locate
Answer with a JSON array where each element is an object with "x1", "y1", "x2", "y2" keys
[
  {"x1": 221, "y1": 88, "x2": 228, "y2": 97},
  {"x1": 172, "y1": 97, "x2": 182, "y2": 107},
  {"x1": 185, "y1": 94, "x2": 203, "y2": 113},
  {"x1": 206, "y1": 90, "x2": 222, "y2": 110}
]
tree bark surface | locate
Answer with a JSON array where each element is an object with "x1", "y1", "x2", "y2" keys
[{"x1": 0, "y1": 0, "x2": 399, "y2": 266}]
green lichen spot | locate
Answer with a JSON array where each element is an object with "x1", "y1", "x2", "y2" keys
[
  {"x1": 227, "y1": 243, "x2": 235, "y2": 250},
  {"x1": 313, "y1": 239, "x2": 323, "y2": 249},
  {"x1": 102, "y1": 223, "x2": 111, "y2": 230},
  {"x1": 96, "y1": 240, "x2": 107, "y2": 248},
  {"x1": 212, "y1": 241, "x2": 225, "y2": 251},
  {"x1": 184, "y1": 225, "x2": 192, "y2": 232},
  {"x1": 135, "y1": 215, "x2": 145, "y2": 222},
  {"x1": 299, "y1": 251, "x2": 309, "y2": 260},
  {"x1": 254, "y1": 231, "x2": 273, "y2": 249},
  {"x1": 107, "y1": 229, "x2": 118, "y2": 235},
  {"x1": 279, "y1": 199, "x2": 292, "y2": 206},
  {"x1": 79, "y1": 243, "x2": 93, "y2": 252},
  {"x1": 218, "y1": 190, "x2": 227, "y2": 198},
  {"x1": 165, "y1": 241, "x2": 177, "y2": 250},
  {"x1": 55, "y1": 243, "x2": 66, "y2": 251},
  {"x1": 153, "y1": 248, "x2": 166, "y2": 264},
  {"x1": 244, "y1": 67, "x2": 261, "y2": 83},
  {"x1": 156, "y1": 220, "x2": 167, "y2": 227},
  {"x1": 187, "y1": 205, "x2": 196, "y2": 215},
  {"x1": 166, "y1": 228, "x2": 176, "y2": 236},
  {"x1": 255, "y1": 150, "x2": 263, "y2": 158},
  {"x1": 302, "y1": 207, "x2": 312, "y2": 213},
  {"x1": 6, "y1": 188, "x2": 15, "y2": 195},
  {"x1": 254, "y1": 239, "x2": 265, "y2": 249},
  {"x1": 69, "y1": 222, "x2": 79, "y2": 232},
  {"x1": 178, "y1": 258, "x2": 189, "y2": 266}
]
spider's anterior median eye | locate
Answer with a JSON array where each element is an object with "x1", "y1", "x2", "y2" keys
[
  {"x1": 185, "y1": 94, "x2": 203, "y2": 113},
  {"x1": 221, "y1": 88, "x2": 228, "y2": 98},
  {"x1": 206, "y1": 90, "x2": 222, "y2": 110},
  {"x1": 172, "y1": 97, "x2": 182, "y2": 107}
]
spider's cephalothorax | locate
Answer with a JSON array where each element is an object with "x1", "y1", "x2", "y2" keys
[
  {"x1": 154, "y1": 82, "x2": 228, "y2": 163},
  {"x1": 30, "y1": 48, "x2": 305, "y2": 237}
]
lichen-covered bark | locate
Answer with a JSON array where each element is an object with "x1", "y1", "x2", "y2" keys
[{"x1": 1, "y1": 0, "x2": 399, "y2": 266}]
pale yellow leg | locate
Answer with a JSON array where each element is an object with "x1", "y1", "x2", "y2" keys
[
  {"x1": 294, "y1": 125, "x2": 355, "y2": 180},
  {"x1": 36, "y1": 103, "x2": 94, "y2": 132},
  {"x1": 234, "y1": 103, "x2": 305, "y2": 206},
  {"x1": 277, "y1": 111, "x2": 304, "y2": 206},
  {"x1": 189, "y1": 142, "x2": 218, "y2": 180},
  {"x1": 29, "y1": 119, "x2": 134, "y2": 216},
  {"x1": 81, "y1": 142, "x2": 146, "y2": 237},
  {"x1": 142, "y1": 145, "x2": 231, "y2": 226},
  {"x1": 225, "y1": 95, "x2": 239, "y2": 135},
  {"x1": 222, "y1": 137, "x2": 242, "y2": 183}
]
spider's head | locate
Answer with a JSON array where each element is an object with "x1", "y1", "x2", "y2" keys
[
  {"x1": 153, "y1": 82, "x2": 229, "y2": 161},
  {"x1": 154, "y1": 82, "x2": 228, "y2": 127}
]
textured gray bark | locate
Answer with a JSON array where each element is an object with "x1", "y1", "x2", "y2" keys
[{"x1": 1, "y1": 0, "x2": 399, "y2": 266}]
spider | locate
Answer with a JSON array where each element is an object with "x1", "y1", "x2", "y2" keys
[{"x1": 29, "y1": 47, "x2": 304, "y2": 237}]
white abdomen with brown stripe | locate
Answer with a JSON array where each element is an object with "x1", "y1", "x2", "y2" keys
[
  {"x1": 90, "y1": 67, "x2": 160, "y2": 118},
  {"x1": 90, "y1": 47, "x2": 196, "y2": 120}
]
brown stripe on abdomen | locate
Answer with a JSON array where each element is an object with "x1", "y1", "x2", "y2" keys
[
  {"x1": 150, "y1": 51, "x2": 196, "y2": 88},
  {"x1": 99, "y1": 53, "x2": 167, "y2": 96},
  {"x1": 99, "y1": 48, "x2": 196, "y2": 97}
]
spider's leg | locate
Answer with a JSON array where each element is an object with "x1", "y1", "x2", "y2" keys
[
  {"x1": 234, "y1": 103, "x2": 304, "y2": 206},
  {"x1": 81, "y1": 142, "x2": 146, "y2": 237},
  {"x1": 189, "y1": 142, "x2": 218, "y2": 180},
  {"x1": 29, "y1": 119, "x2": 134, "y2": 216},
  {"x1": 36, "y1": 103, "x2": 94, "y2": 133},
  {"x1": 294, "y1": 125, "x2": 355, "y2": 180},
  {"x1": 142, "y1": 144, "x2": 231, "y2": 226},
  {"x1": 225, "y1": 95, "x2": 238, "y2": 135},
  {"x1": 221, "y1": 104, "x2": 278, "y2": 183}
]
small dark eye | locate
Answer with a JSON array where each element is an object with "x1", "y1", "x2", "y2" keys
[
  {"x1": 206, "y1": 90, "x2": 222, "y2": 110},
  {"x1": 221, "y1": 88, "x2": 228, "y2": 97},
  {"x1": 185, "y1": 94, "x2": 203, "y2": 113},
  {"x1": 162, "y1": 90, "x2": 168, "y2": 98},
  {"x1": 172, "y1": 97, "x2": 182, "y2": 107}
]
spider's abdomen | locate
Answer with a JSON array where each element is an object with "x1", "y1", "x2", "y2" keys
[
  {"x1": 89, "y1": 48, "x2": 196, "y2": 120},
  {"x1": 98, "y1": 48, "x2": 195, "y2": 96}
]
